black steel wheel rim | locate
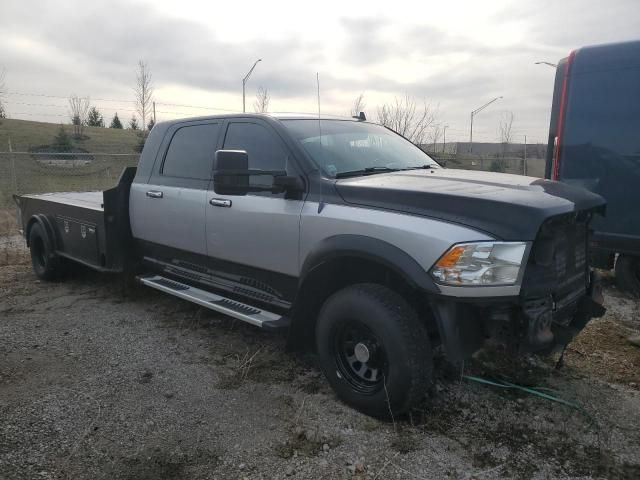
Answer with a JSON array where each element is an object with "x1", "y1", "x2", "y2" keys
[{"x1": 331, "y1": 320, "x2": 388, "y2": 395}]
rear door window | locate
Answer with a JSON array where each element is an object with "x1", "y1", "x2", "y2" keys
[{"x1": 162, "y1": 123, "x2": 220, "y2": 180}]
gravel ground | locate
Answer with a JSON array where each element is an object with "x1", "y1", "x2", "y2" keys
[{"x1": 1, "y1": 253, "x2": 640, "y2": 479}]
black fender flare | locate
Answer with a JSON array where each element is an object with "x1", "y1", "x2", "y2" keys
[
  {"x1": 286, "y1": 235, "x2": 440, "y2": 351},
  {"x1": 26, "y1": 214, "x2": 58, "y2": 251},
  {"x1": 299, "y1": 234, "x2": 439, "y2": 293}
]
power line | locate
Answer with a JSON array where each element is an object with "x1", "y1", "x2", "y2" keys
[
  {"x1": 6, "y1": 90, "x2": 239, "y2": 113},
  {"x1": 6, "y1": 90, "x2": 137, "y2": 104}
]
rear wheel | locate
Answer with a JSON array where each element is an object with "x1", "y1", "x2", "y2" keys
[
  {"x1": 615, "y1": 254, "x2": 640, "y2": 297},
  {"x1": 29, "y1": 223, "x2": 62, "y2": 281},
  {"x1": 315, "y1": 283, "x2": 432, "y2": 418}
]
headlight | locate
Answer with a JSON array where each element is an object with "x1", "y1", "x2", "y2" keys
[{"x1": 430, "y1": 242, "x2": 528, "y2": 286}]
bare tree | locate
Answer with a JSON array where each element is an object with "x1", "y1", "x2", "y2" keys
[
  {"x1": 253, "y1": 87, "x2": 270, "y2": 113},
  {"x1": 134, "y1": 60, "x2": 154, "y2": 131},
  {"x1": 0, "y1": 68, "x2": 7, "y2": 119},
  {"x1": 68, "y1": 94, "x2": 90, "y2": 137},
  {"x1": 498, "y1": 111, "x2": 514, "y2": 153},
  {"x1": 350, "y1": 93, "x2": 366, "y2": 117},
  {"x1": 429, "y1": 124, "x2": 443, "y2": 152},
  {"x1": 492, "y1": 111, "x2": 514, "y2": 172},
  {"x1": 376, "y1": 94, "x2": 439, "y2": 145}
]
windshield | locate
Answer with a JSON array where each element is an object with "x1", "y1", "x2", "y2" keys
[{"x1": 282, "y1": 119, "x2": 440, "y2": 178}]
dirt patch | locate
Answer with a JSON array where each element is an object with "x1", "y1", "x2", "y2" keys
[
  {"x1": 0, "y1": 208, "x2": 19, "y2": 236},
  {"x1": 566, "y1": 317, "x2": 640, "y2": 389},
  {"x1": 111, "y1": 447, "x2": 222, "y2": 480}
]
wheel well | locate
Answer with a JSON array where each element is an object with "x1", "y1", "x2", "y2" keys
[
  {"x1": 25, "y1": 217, "x2": 40, "y2": 247},
  {"x1": 287, "y1": 256, "x2": 436, "y2": 352},
  {"x1": 25, "y1": 216, "x2": 57, "y2": 251}
]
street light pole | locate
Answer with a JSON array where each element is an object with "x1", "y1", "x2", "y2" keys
[
  {"x1": 242, "y1": 58, "x2": 262, "y2": 113},
  {"x1": 469, "y1": 96, "x2": 502, "y2": 153},
  {"x1": 442, "y1": 125, "x2": 448, "y2": 153}
]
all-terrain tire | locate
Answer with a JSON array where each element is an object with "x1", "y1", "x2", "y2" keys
[
  {"x1": 29, "y1": 223, "x2": 62, "y2": 281},
  {"x1": 315, "y1": 283, "x2": 432, "y2": 418},
  {"x1": 615, "y1": 254, "x2": 640, "y2": 297}
]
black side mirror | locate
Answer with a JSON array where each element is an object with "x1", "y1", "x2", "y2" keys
[
  {"x1": 213, "y1": 149, "x2": 303, "y2": 196},
  {"x1": 213, "y1": 150, "x2": 250, "y2": 195}
]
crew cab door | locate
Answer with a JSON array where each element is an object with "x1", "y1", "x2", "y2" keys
[
  {"x1": 130, "y1": 121, "x2": 221, "y2": 258},
  {"x1": 205, "y1": 120, "x2": 304, "y2": 301}
]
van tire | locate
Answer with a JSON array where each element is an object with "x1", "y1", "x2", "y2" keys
[
  {"x1": 615, "y1": 255, "x2": 640, "y2": 297},
  {"x1": 29, "y1": 223, "x2": 62, "y2": 281},
  {"x1": 315, "y1": 283, "x2": 432, "y2": 419}
]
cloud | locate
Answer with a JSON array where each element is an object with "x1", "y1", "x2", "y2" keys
[
  {"x1": 1, "y1": 0, "x2": 639, "y2": 142},
  {"x1": 0, "y1": 0, "x2": 324, "y2": 97}
]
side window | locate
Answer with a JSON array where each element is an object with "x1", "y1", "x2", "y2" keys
[
  {"x1": 223, "y1": 123, "x2": 289, "y2": 187},
  {"x1": 162, "y1": 123, "x2": 220, "y2": 180}
]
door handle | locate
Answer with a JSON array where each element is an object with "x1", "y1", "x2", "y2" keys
[
  {"x1": 146, "y1": 190, "x2": 163, "y2": 199},
  {"x1": 209, "y1": 198, "x2": 232, "y2": 208}
]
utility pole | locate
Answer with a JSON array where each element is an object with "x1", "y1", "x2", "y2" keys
[
  {"x1": 442, "y1": 125, "x2": 448, "y2": 153},
  {"x1": 8, "y1": 138, "x2": 17, "y2": 193},
  {"x1": 153, "y1": 101, "x2": 156, "y2": 124},
  {"x1": 242, "y1": 59, "x2": 262, "y2": 113},
  {"x1": 523, "y1": 135, "x2": 527, "y2": 176},
  {"x1": 469, "y1": 96, "x2": 503, "y2": 153}
]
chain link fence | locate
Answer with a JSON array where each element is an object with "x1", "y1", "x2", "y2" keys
[
  {"x1": 427, "y1": 152, "x2": 546, "y2": 178},
  {"x1": 0, "y1": 150, "x2": 139, "y2": 265}
]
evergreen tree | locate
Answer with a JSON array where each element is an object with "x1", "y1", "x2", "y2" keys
[
  {"x1": 129, "y1": 115, "x2": 139, "y2": 130},
  {"x1": 87, "y1": 106, "x2": 104, "y2": 127},
  {"x1": 52, "y1": 125, "x2": 73, "y2": 152},
  {"x1": 109, "y1": 113, "x2": 123, "y2": 129}
]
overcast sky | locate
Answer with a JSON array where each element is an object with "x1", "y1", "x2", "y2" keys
[{"x1": 1, "y1": 0, "x2": 638, "y2": 143}]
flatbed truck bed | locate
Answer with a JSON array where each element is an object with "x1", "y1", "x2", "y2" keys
[{"x1": 13, "y1": 167, "x2": 136, "y2": 272}]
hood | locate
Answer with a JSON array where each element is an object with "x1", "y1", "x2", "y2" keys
[{"x1": 335, "y1": 169, "x2": 606, "y2": 240}]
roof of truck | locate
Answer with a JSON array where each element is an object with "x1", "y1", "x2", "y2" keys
[{"x1": 154, "y1": 112, "x2": 368, "y2": 128}]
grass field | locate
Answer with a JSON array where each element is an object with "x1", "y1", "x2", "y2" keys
[
  {"x1": 0, "y1": 119, "x2": 141, "y2": 209},
  {"x1": 0, "y1": 118, "x2": 141, "y2": 153}
]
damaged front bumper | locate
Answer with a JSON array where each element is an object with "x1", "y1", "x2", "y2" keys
[{"x1": 430, "y1": 271, "x2": 606, "y2": 363}]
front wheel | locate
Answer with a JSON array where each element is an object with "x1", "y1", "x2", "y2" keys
[{"x1": 315, "y1": 283, "x2": 432, "y2": 418}]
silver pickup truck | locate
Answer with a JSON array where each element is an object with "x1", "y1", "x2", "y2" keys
[{"x1": 14, "y1": 113, "x2": 606, "y2": 418}]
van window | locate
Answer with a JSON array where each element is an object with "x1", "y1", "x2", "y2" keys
[{"x1": 162, "y1": 123, "x2": 220, "y2": 179}]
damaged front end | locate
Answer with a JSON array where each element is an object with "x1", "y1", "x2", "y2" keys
[{"x1": 432, "y1": 212, "x2": 606, "y2": 362}]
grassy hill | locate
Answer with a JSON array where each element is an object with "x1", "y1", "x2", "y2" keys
[
  {"x1": 0, "y1": 119, "x2": 143, "y2": 209},
  {"x1": 0, "y1": 118, "x2": 141, "y2": 153}
]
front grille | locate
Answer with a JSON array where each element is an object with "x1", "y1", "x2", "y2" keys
[{"x1": 521, "y1": 214, "x2": 589, "y2": 303}]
